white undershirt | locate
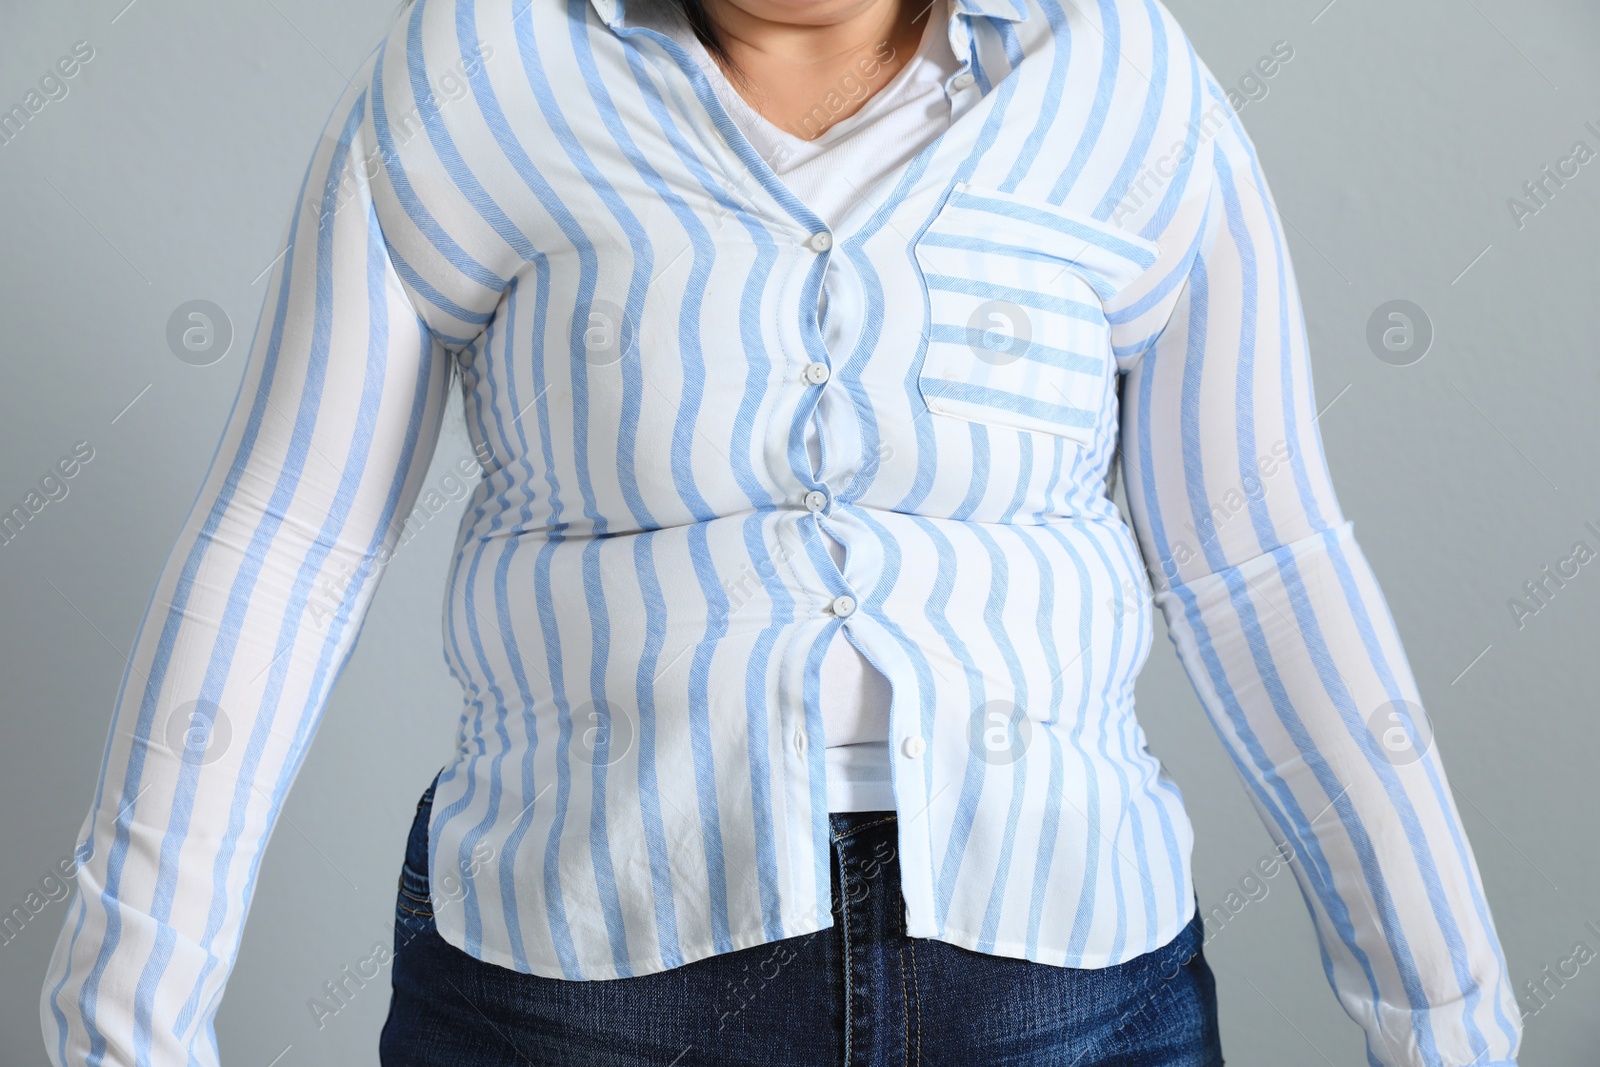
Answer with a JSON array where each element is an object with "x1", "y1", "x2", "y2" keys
[{"x1": 656, "y1": 1, "x2": 959, "y2": 811}]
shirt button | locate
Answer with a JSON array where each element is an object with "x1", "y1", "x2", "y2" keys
[
  {"x1": 803, "y1": 489, "x2": 829, "y2": 513},
  {"x1": 952, "y1": 72, "x2": 976, "y2": 91},
  {"x1": 901, "y1": 736, "x2": 926, "y2": 759},
  {"x1": 806, "y1": 230, "x2": 833, "y2": 253},
  {"x1": 803, "y1": 361, "x2": 831, "y2": 385},
  {"x1": 829, "y1": 594, "x2": 856, "y2": 618}
]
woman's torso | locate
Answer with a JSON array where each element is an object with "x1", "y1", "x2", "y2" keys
[{"x1": 374, "y1": 0, "x2": 1209, "y2": 979}]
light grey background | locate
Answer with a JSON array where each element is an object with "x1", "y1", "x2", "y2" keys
[{"x1": 2, "y1": 1, "x2": 1596, "y2": 1064}]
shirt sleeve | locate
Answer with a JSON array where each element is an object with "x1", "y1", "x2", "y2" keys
[
  {"x1": 1115, "y1": 81, "x2": 1523, "y2": 1067},
  {"x1": 39, "y1": 53, "x2": 452, "y2": 1067}
]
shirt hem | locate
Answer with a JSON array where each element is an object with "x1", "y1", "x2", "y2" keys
[
  {"x1": 430, "y1": 904, "x2": 839, "y2": 982},
  {"x1": 430, "y1": 890, "x2": 1199, "y2": 979},
  {"x1": 920, "y1": 889, "x2": 1199, "y2": 971}
]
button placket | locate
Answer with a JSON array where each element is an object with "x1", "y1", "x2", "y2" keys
[
  {"x1": 798, "y1": 218, "x2": 835, "y2": 484},
  {"x1": 799, "y1": 228, "x2": 843, "y2": 574},
  {"x1": 797, "y1": 221, "x2": 860, "y2": 667}
]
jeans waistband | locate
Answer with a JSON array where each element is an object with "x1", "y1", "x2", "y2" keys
[{"x1": 827, "y1": 808, "x2": 895, "y2": 842}]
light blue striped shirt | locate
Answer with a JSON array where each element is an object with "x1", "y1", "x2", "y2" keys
[{"x1": 42, "y1": 0, "x2": 1520, "y2": 1064}]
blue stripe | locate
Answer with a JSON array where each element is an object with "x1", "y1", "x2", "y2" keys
[
  {"x1": 952, "y1": 189, "x2": 1160, "y2": 269},
  {"x1": 78, "y1": 91, "x2": 374, "y2": 1065},
  {"x1": 928, "y1": 324, "x2": 1105, "y2": 374},
  {"x1": 44, "y1": 3, "x2": 1519, "y2": 1061},
  {"x1": 926, "y1": 272, "x2": 1105, "y2": 322},
  {"x1": 920, "y1": 378, "x2": 1098, "y2": 428}
]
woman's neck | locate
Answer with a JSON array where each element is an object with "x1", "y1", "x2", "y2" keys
[{"x1": 702, "y1": 0, "x2": 934, "y2": 140}]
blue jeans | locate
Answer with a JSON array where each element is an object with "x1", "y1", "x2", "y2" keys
[{"x1": 379, "y1": 770, "x2": 1223, "y2": 1066}]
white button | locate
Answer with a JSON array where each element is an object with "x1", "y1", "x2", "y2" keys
[
  {"x1": 803, "y1": 490, "x2": 828, "y2": 513},
  {"x1": 952, "y1": 72, "x2": 975, "y2": 91},
  {"x1": 806, "y1": 230, "x2": 833, "y2": 253},
  {"x1": 794, "y1": 729, "x2": 807, "y2": 755},
  {"x1": 829, "y1": 594, "x2": 856, "y2": 617},
  {"x1": 803, "y1": 361, "x2": 831, "y2": 385},
  {"x1": 901, "y1": 736, "x2": 926, "y2": 759}
]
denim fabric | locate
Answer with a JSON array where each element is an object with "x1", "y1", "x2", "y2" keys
[{"x1": 379, "y1": 770, "x2": 1223, "y2": 1067}]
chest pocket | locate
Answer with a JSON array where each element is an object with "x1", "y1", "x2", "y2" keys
[{"x1": 913, "y1": 182, "x2": 1161, "y2": 447}]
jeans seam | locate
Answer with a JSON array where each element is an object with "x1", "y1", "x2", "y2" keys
[
  {"x1": 398, "y1": 868, "x2": 431, "y2": 906},
  {"x1": 899, "y1": 941, "x2": 910, "y2": 1067},
  {"x1": 908, "y1": 940, "x2": 919, "y2": 1067},
  {"x1": 831, "y1": 813, "x2": 897, "y2": 843},
  {"x1": 837, "y1": 842, "x2": 854, "y2": 1067}
]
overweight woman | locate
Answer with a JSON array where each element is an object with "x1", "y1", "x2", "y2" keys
[{"x1": 41, "y1": 0, "x2": 1521, "y2": 1063}]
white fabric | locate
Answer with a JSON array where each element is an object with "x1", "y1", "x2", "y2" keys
[
  {"x1": 661, "y1": 1, "x2": 960, "y2": 811},
  {"x1": 38, "y1": 1, "x2": 1523, "y2": 1064}
]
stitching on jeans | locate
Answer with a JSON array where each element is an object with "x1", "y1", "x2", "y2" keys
[
  {"x1": 398, "y1": 867, "x2": 431, "y2": 905},
  {"x1": 397, "y1": 902, "x2": 433, "y2": 919},
  {"x1": 908, "y1": 940, "x2": 919, "y2": 1067},
  {"x1": 893, "y1": 894, "x2": 914, "y2": 1067},
  {"x1": 837, "y1": 844, "x2": 854, "y2": 1067},
  {"x1": 899, "y1": 941, "x2": 910, "y2": 1067},
  {"x1": 398, "y1": 885, "x2": 431, "y2": 906},
  {"x1": 831, "y1": 814, "x2": 897, "y2": 842}
]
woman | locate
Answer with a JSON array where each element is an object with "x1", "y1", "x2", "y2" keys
[{"x1": 41, "y1": 0, "x2": 1521, "y2": 1063}]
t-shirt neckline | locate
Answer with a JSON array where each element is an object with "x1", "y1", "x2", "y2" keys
[{"x1": 682, "y1": 0, "x2": 948, "y2": 151}]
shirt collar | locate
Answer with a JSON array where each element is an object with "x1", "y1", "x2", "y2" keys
[
  {"x1": 587, "y1": 0, "x2": 620, "y2": 31},
  {"x1": 950, "y1": 0, "x2": 1031, "y2": 23},
  {"x1": 589, "y1": 0, "x2": 1031, "y2": 35}
]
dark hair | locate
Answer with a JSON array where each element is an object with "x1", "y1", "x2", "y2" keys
[{"x1": 668, "y1": 0, "x2": 751, "y2": 91}]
